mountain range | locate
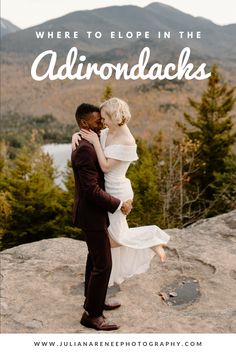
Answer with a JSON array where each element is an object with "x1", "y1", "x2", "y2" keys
[
  {"x1": 1, "y1": 3, "x2": 236, "y2": 66},
  {"x1": 0, "y1": 18, "x2": 20, "y2": 38},
  {"x1": 1, "y1": 3, "x2": 236, "y2": 134}
]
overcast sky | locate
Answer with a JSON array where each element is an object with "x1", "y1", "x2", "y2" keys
[{"x1": 1, "y1": 0, "x2": 236, "y2": 29}]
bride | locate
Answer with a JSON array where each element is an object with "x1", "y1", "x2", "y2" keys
[{"x1": 72, "y1": 97, "x2": 170, "y2": 286}]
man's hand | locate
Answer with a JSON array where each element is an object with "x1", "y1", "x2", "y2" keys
[
  {"x1": 121, "y1": 199, "x2": 133, "y2": 216},
  {"x1": 72, "y1": 132, "x2": 81, "y2": 151}
]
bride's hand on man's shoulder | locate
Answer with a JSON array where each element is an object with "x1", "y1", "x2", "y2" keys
[
  {"x1": 80, "y1": 129, "x2": 99, "y2": 145},
  {"x1": 72, "y1": 132, "x2": 81, "y2": 151},
  {"x1": 121, "y1": 199, "x2": 133, "y2": 216}
]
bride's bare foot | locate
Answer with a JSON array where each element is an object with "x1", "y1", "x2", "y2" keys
[{"x1": 152, "y1": 245, "x2": 167, "y2": 262}]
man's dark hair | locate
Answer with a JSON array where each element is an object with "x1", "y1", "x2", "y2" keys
[{"x1": 75, "y1": 103, "x2": 100, "y2": 124}]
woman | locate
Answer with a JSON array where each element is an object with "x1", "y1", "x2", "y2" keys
[{"x1": 72, "y1": 97, "x2": 170, "y2": 286}]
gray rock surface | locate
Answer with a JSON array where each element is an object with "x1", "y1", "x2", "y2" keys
[{"x1": 1, "y1": 210, "x2": 236, "y2": 333}]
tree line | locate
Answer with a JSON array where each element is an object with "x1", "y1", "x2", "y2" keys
[
  {"x1": 1, "y1": 113, "x2": 76, "y2": 158},
  {"x1": 128, "y1": 66, "x2": 236, "y2": 227}
]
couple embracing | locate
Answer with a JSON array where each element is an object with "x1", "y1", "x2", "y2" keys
[{"x1": 71, "y1": 98, "x2": 170, "y2": 331}]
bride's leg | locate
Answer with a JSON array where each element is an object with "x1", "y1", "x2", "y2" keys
[{"x1": 151, "y1": 244, "x2": 167, "y2": 262}]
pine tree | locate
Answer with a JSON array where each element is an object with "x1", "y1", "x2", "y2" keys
[
  {"x1": 127, "y1": 138, "x2": 163, "y2": 226},
  {"x1": 0, "y1": 147, "x2": 65, "y2": 250},
  {"x1": 101, "y1": 84, "x2": 113, "y2": 102},
  {"x1": 0, "y1": 141, "x2": 12, "y2": 238},
  {"x1": 178, "y1": 65, "x2": 236, "y2": 218},
  {"x1": 61, "y1": 161, "x2": 83, "y2": 240}
]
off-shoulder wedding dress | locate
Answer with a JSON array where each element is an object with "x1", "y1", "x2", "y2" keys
[{"x1": 100, "y1": 128, "x2": 170, "y2": 286}]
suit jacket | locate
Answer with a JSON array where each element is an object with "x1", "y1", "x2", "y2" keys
[{"x1": 71, "y1": 139, "x2": 121, "y2": 231}]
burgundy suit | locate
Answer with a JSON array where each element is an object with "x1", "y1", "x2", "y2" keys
[{"x1": 71, "y1": 139, "x2": 120, "y2": 317}]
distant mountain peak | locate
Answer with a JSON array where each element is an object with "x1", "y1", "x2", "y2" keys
[
  {"x1": 147, "y1": 2, "x2": 172, "y2": 8},
  {"x1": 146, "y1": 2, "x2": 184, "y2": 12},
  {"x1": 1, "y1": 4, "x2": 235, "y2": 67},
  {"x1": 0, "y1": 18, "x2": 20, "y2": 38}
]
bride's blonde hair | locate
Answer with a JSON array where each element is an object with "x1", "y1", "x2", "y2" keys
[{"x1": 100, "y1": 97, "x2": 131, "y2": 126}]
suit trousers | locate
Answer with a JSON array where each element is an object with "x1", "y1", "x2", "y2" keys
[{"x1": 83, "y1": 229, "x2": 112, "y2": 317}]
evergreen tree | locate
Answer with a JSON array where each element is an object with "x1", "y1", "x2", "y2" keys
[
  {"x1": 61, "y1": 161, "x2": 83, "y2": 240},
  {"x1": 127, "y1": 138, "x2": 163, "y2": 226},
  {"x1": 0, "y1": 147, "x2": 65, "y2": 250},
  {"x1": 0, "y1": 141, "x2": 12, "y2": 238},
  {"x1": 101, "y1": 84, "x2": 113, "y2": 102},
  {"x1": 211, "y1": 154, "x2": 236, "y2": 213},
  {"x1": 178, "y1": 65, "x2": 236, "y2": 218}
]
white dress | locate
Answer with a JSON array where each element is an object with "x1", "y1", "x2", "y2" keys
[{"x1": 100, "y1": 128, "x2": 170, "y2": 286}]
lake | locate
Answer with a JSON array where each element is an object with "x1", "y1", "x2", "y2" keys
[{"x1": 42, "y1": 143, "x2": 71, "y2": 187}]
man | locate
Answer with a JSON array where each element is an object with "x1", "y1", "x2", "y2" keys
[{"x1": 71, "y1": 103, "x2": 132, "y2": 331}]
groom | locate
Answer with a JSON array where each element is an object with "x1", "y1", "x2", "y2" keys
[{"x1": 71, "y1": 103, "x2": 131, "y2": 331}]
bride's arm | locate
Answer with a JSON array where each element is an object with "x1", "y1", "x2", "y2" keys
[
  {"x1": 80, "y1": 129, "x2": 119, "y2": 173},
  {"x1": 72, "y1": 132, "x2": 81, "y2": 151}
]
